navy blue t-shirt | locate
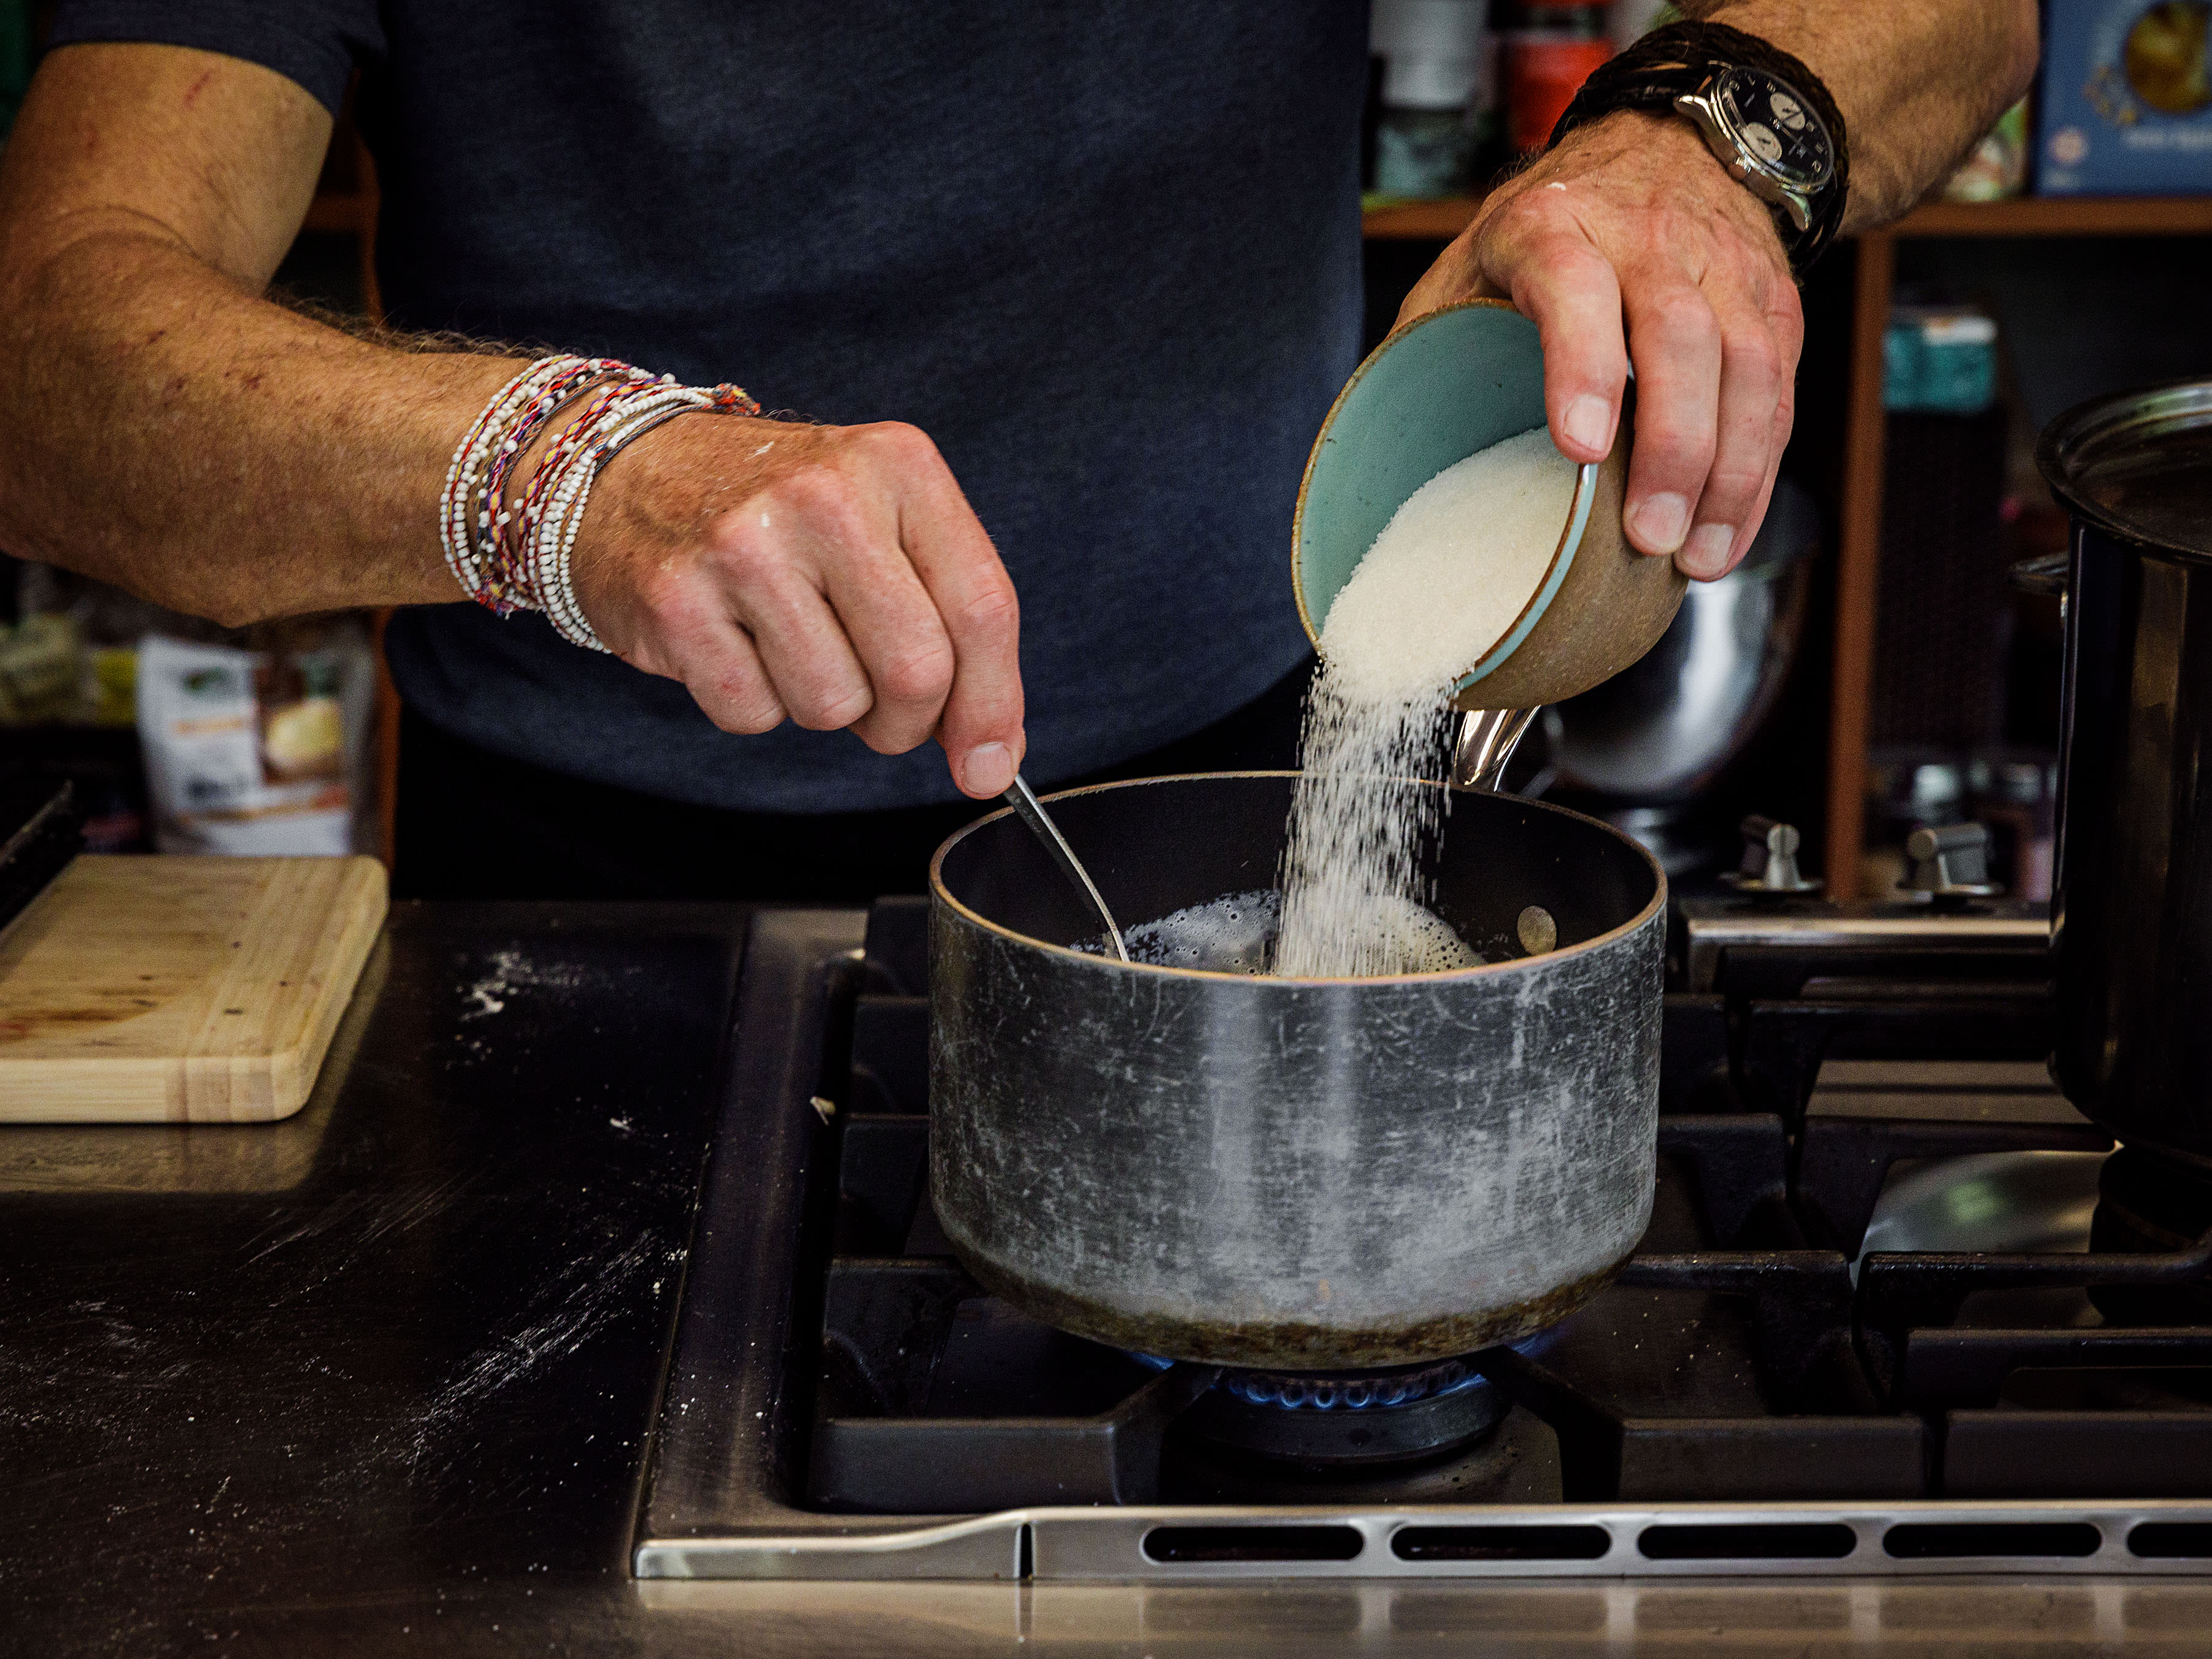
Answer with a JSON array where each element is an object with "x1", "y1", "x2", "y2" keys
[{"x1": 51, "y1": 2, "x2": 1365, "y2": 811}]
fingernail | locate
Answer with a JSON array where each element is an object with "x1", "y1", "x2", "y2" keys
[
  {"x1": 1681, "y1": 523, "x2": 1735, "y2": 579},
  {"x1": 1630, "y1": 493, "x2": 1690, "y2": 554},
  {"x1": 1562, "y1": 395, "x2": 1611, "y2": 456},
  {"x1": 963, "y1": 742, "x2": 1015, "y2": 798}
]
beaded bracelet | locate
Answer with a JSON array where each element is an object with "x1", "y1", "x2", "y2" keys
[
  {"x1": 441, "y1": 354, "x2": 620, "y2": 615},
  {"x1": 474, "y1": 358, "x2": 629, "y2": 610},
  {"x1": 531, "y1": 382, "x2": 744, "y2": 650},
  {"x1": 497, "y1": 369, "x2": 658, "y2": 599},
  {"x1": 439, "y1": 355, "x2": 571, "y2": 601},
  {"x1": 439, "y1": 355, "x2": 763, "y2": 645}
]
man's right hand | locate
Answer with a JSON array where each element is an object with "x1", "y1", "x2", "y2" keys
[
  {"x1": 572, "y1": 414, "x2": 1027, "y2": 801},
  {"x1": 0, "y1": 44, "x2": 1027, "y2": 806}
]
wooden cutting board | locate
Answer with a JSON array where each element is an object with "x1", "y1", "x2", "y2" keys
[{"x1": 0, "y1": 855, "x2": 387, "y2": 1123}]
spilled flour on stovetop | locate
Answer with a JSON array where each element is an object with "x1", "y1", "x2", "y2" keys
[
  {"x1": 1273, "y1": 425, "x2": 1578, "y2": 977},
  {"x1": 459, "y1": 949, "x2": 587, "y2": 1020}
]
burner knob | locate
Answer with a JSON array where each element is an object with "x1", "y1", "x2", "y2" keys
[
  {"x1": 1900, "y1": 820, "x2": 2004, "y2": 899},
  {"x1": 1719, "y1": 815, "x2": 1821, "y2": 895}
]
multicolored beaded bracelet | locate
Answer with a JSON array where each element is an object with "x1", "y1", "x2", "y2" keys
[
  {"x1": 532, "y1": 384, "x2": 735, "y2": 650},
  {"x1": 439, "y1": 355, "x2": 763, "y2": 646},
  {"x1": 439, "y1": 355, "x2": 570, "y2": 601},
  {"x1": 495, "y1": 373, "x2": 644, "y2": 596},
  {"x1": 474, "y1": 358, "x2": 628, "y2": 612},
  {"x1": 441, "y1": 354, "x2": 620, "y2": 615}
]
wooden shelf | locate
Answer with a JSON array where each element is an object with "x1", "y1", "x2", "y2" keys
[
  {"x1": 1361, "y1": 192, "x2": 2212, "y2": 243},
  {"x1": 1362, "y1": 197, "x2": 1482, "y2": 240},
  {"x1": 1888, "y1": 193, "x2": 2212, "y2": 238},
  {"x1": 1823, "y1": 193, "x2": 2212, "y2": 897}
]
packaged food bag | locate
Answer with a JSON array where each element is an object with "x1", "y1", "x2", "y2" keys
[{"x1": 136, "y1": 634, "x2": 366, "y2": 855}]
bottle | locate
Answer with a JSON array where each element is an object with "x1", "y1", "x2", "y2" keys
[
  {"x1": 1497, "y1": 2, "x2": 1614, "y2": 156},
  {"x1": 1370, "y1": 0, "x2": 1493, "y2": 198}
]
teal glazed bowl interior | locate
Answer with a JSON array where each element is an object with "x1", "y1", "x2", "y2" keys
[{"x1": 1293, "y1": 298, "x2": 1600, "y2": 698}]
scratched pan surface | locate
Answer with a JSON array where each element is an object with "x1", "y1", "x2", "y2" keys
[{"x1": 927, "y1": 772, "x2": 1666, "y2": 1369}]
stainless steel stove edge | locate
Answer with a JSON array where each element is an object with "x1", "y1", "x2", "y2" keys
[{"x1": 635, "y1": 1499, "x2": 2212, "y2": 1582}]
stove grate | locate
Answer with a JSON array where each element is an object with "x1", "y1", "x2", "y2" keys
[{"x1": 631, "y1": 899, "x2": 2212, "y2": 1580}]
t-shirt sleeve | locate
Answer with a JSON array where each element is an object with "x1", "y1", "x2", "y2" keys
[{"x1": 45, "y1": 0, "x2": 385, "y2": 117}]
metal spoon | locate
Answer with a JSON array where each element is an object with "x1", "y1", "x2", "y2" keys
[
  {"x1": 1001, "y1": 774, "x2": 1131, "y2": 963},
  {"x1": 1451, "y1": 707, "x2": 1538, "y2": 792}
]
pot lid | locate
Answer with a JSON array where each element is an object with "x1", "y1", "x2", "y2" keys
[{"x1": 2038, "y1": 378, "x2": 2212, "y2": 561}]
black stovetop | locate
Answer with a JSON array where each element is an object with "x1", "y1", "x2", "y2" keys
[{"x1": 637, "y1": 895, "x2": 2212, "y2": 1565}]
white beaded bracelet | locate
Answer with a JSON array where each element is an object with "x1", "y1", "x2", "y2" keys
[
  {"x1": 532, "y1": 385, "x2": 717, "y2": 651},
  {"x1": 439, "y1": 356, "x2": 568, "y2": 599},
  {"x1": 441, "y1": 354, "x2": 761, "y2": 643}
]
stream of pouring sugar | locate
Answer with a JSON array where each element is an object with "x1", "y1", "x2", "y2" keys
[
  {"x1": 1274, "y1": 427, "x2": 1578, "y2": 978},
  {"x1": 1273, "y1": 671, "x2": 1460, "y2": 977}
]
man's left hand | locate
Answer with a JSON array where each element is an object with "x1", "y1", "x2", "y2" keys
[{"x1": 1400, "y1": 110, "x2": 1803, "y2": 582}]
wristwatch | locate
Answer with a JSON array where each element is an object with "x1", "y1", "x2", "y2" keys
[
  {"x1": 1547, "y1": 23, "x2": 1850, "y2": 278},
  {"x1": 1673, "y1": 65, "x2": 1835, "y2": 236}
]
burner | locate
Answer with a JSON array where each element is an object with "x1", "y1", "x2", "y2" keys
[
  {"x1": 2091, "y1": 1145, "x2": 2212, "y2": 1323},
  {"x1": 1139, "y1": 1353, "x2": 1506, "y2": 1468}
]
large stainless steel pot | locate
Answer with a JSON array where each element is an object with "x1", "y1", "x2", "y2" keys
[
  {"x1": 927, "y1": 772, "x2": 1666, "y2": 1369},
  {"x1": 2040, "y1": 379, "x2": 2212, "y2": 1165}
]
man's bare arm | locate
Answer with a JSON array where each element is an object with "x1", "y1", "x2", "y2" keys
[
  {"x1": 1406, "y1": 0, "x2": 2038, "y2": 580},
  {"x1": 1689, "y1": 0, "x2": 2041, "y2": 231},
  {"x1": 0, "y1": 45, "x2": 1025, "y2": 796},
  {"x1": 0, "y1": 45, "x2": 515, "y2": 618}
]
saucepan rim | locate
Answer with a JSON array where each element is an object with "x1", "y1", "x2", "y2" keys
[
  {"x1": 927, "y1": 768, "x2": 1668, "y2": 985},
  {"x1": 2037, "y1": 374, "x2": 2212, "y2": 565}
]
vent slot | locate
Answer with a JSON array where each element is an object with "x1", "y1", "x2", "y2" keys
[
  {"x1": 1884, "y1": 1522, "x2": 2101, "y2": 1559},
  {"x1": 1638, "y1": 1523, "x2": 1857, "y2": 1561},
  {"x1": 2130, "y1": 1523, "x2": 2212, "y2": 1559},
  {"x1": 1392, "y1": 1525, "x2": 1612, "y2": 1562},
  {"x1": 1143, "y1": 1525, "x2": 1365, "y2": 1564}
]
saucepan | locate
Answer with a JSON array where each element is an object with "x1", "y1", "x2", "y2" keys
[
  {"x1": 927, "y1": 772, "x2": 1665, "y2": 1369},
  {"x1": 2037, "y1": 377, "x2": 2212, "y2": 1167}
]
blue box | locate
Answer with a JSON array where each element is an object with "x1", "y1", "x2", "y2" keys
[
  {"x1": 2036, "y1": 1, "x2": 2212, "y2": 195},
  {"x1": 1884, "y1": 310, "x2": 1999, "y2": 414}
]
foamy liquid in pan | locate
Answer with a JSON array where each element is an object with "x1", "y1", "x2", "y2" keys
[
  {"x1": 1123, "y1": 889, "x2": 1282, "y2": 973},
  {"x1": 1095, "y1": 888, "x2": 1479, "y2": 976}
]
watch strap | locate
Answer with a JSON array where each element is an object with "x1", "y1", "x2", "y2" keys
[{"x1": 1546, "y1": 21, "x2": 1851, "y2": 279}]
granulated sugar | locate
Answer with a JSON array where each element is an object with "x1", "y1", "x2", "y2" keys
[
  {"x1": 1274, "y1": 425, "x2": 1577, "y2": 978},
  {"x1": 1272, "y1": 669, "x2": 1458, "y2": 977},
  {"x1": 1315, "y1": 426, "x2": 1579, "y2": 704}
]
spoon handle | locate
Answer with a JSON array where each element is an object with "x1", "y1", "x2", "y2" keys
[{"x1": 1002, "y1": 775, "x2": 1133, "y2": 963}]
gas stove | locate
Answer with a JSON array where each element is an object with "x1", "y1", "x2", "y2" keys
[{"x1": 633, "y1": 893, "x2": 2212, "y2": 1582}]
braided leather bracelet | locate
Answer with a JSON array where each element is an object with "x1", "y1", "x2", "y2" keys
[{"x1": 1547, "y1": 21, "x2": 1851, "y2": 277}]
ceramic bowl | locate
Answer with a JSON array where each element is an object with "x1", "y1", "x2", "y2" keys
[{"x1": 1292, "y1": 296, "x2": 1684, "y2": 711}]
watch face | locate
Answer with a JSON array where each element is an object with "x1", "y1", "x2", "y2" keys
[{"x1": 1713, "y1": 66, "x2": 1833, "y2": 189}]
